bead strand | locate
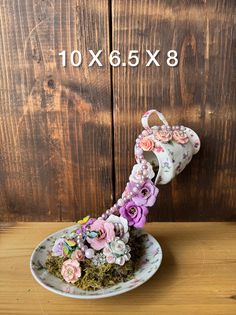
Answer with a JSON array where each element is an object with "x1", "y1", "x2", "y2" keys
[{"x1": 100, "y1": 132, "x2": 151, "y2": 220}]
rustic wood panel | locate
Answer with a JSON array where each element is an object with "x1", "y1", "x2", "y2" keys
[
  {"x1": 112, "y1": 0, "x2": 236, "y2": 221},
  {"x1": 0, "y1": 0, "x2": 113, "y2": 221},
  {"x1": 0, "y1": 0, "x2": 235, "y2": 222}
]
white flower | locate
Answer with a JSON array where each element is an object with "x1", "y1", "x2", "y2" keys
[
  {"x1": 103, "y1": 238, "x2": 131, "y2": 266},
  {"x1": 106, "y1": 214, "x2": 129, "y2": 243},
  {"x1": 129, "y1": 162, "x2": 155, "y2": 183}
]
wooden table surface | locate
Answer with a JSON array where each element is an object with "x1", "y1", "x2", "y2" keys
[{"x1": 0, "y1": 222, "x2": 235, "y2": 315}]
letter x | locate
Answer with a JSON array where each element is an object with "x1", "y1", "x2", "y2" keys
[
  {"x1": 88, "y1": 50, "x2": 103, "y2": 67},
  {"x1": 146, "y1": 50, "x2": 160, "y2": 66}
]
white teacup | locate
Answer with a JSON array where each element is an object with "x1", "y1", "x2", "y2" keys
[{"x1": 134, "y1": 110, "x2": 200, "y2": 184}]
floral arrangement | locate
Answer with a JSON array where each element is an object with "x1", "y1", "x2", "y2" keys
[
  {"x1": 46, "y1": 157, "x2": 158, "y2": 289},
  {"x1": 45, "y1": 110, "x2": 198, "y2": 290}
]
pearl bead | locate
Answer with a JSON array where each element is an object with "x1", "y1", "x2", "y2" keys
[
  {"x1": 102, "y1": 214, "x2": 107, "y2": 219},
  {"x1": 141, "y1": 159, "x2": 147, "y2": 164},
  {"x1": 138, "y1": 135, "x2": 143, "y2": 139},
  {"x1": 142, "y1": 170, "x2": 148, "y2": 176},
  {"x1": 142, "y1": 164, "x2": 148, "y2": 169},
  {"x1": 136, "y1": 183, "x2": 141, "y2": 188},
  {"x1": 136, "y1": 148, "x2": 143, "y2": 155},
  {"x1": 117, "y1": 198, "x2": 124, "y2": 206},
  {"x1": 123, "y1": 196, "x2": 127, "y2": 202},
  {"x1": 142, "y1": 130, "x2": 148, "y2": 136},
  {"x1": 132, "y1": 187, "x2": 138, "y2": 193},
  {"x1": 106, "y1": 209, "x2": 110, "y2": 214},
  {"x1": 81, "y1": 246, "x2": 85, "y2": 251},
  {"x1": 129, "y1": 192, "x2": 133, "y2": 196},
  {"x1": 136, "y1": 138, "x2": 140, "y2": 143},
  {"x1": 85, "y1": 248, "x2": 95, "y2": 259}
]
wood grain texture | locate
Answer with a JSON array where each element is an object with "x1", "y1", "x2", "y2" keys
[
  {"x1": 0, "y1": 0, "x2": 113, "y2": 221},
  {"x1": 0, "y1": 1, "x2": 235, "y2": 221},
  {"x1": 0, "y1": 222, "x2": 236, "y2": 314},
  {"x1": 112, "y1": 0, "x2": 236, "y2": 221}
]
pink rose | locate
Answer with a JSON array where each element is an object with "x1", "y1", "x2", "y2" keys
[
  {"x1": 173, "y1": 130, "x2": 189, "y2": 144},
  {"x1": 86, "y1": 219, "x2": 115, "y2": 250},
  {"x1": 71, "y1": 249, "x2": 85, "y2": 261},
  {"x1": 61, "y1": 259, "x2": 81, "y2": 284},
  {"x1": 140, "y1": 137, "x2": 154, "y2": 151},
  {"x1": 155, "y1": 128, "x2": 172, "y2": 143}
]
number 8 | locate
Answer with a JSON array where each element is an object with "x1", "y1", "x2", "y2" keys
[{"x1": 167, "y1": 50, "x2": 178, "y2": 67}]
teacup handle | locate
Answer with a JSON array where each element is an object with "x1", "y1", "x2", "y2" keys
[{"x1": 141, "y1": 109, "x2": 169, "y2": 130}]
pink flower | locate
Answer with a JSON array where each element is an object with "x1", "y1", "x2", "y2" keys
[
  {"x1": 173, "y1": 130, "x2": 189, "y2": 144},
  {"x1": 71, "y1": 249, "x2": 85, "y2": 261},
  {"x1": 140, "y1": 137, "x2": 154, "y2": 151},
  {"x1": 119, "y1": 201, "x2": 148, "y2": 228},
  {"x1": 61, "y1": 259, "x2": 81, "y2": 283},
  {"x1": 155, "y1": 145, "x2": 164, "y2": 153},
  {"x1": 86, "y1": 219, "x2": 115, "y2": 250},
  {"x1": 155, "y1": 128, "x2": 172, "y2": 143}
]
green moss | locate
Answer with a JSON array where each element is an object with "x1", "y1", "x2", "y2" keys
[{"x1": 45, "y1": 230, "x2": 146, "y2": 291}]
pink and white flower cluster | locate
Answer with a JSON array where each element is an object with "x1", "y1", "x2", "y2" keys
[{"x1": 50, "y1": 127, "x2": 160, "y2": 284}]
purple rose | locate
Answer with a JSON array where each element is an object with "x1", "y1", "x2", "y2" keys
[
  {"x1": 132, "y1": 180, "x2": 159, "y2": 207},
  {"x1": 119, "y1": 201, "x2": 148, "y2": 228},
  {"x1": 52, "y1": 238, "x2": 65, "y2": 256}
]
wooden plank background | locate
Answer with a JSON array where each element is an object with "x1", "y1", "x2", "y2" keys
[{"x1": 0, "y1": 0, "x2": 235, "y2": 222}]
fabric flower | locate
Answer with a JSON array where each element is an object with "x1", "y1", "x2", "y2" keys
[
  {"x1": 86, "y1": 218, "x2": 115, "y2": 250},
  {"x1": 52, "y1": 238, "x2": 65, "y2": 257},
  {"x1": 103, "y1": 238, "x2": 131, "y2": 266},
  {"x1": 119, "y1": 201, "x2": 148, "y2": 228},
  {"x1": 173, "y1": 130, "x2": 189, "y2": 144},
  {"x1": 132, "y1": 180, "x2": 159, "y2": 207},
  {"x1": 106, "y1": 214, "x2": 129, "y2": 243},
  {"x1": 155, "y1": 128, "x2": 172, "y2": 143},
  {"x1": 61, "y1": 259, "x2": 81, "y2": 283},
  {"x1": 140, "y1": 137, "x2": 154, "y2": 151},
  {"x1": 129, "y1": 162, "x2": 155, "y2": 183},
  {"x1": 71, "y1": 249, "x2": 85, "y2": 261}
]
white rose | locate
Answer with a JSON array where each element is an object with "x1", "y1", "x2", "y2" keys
[
  {"x1": 106, "y1": 214, "x2": 129, "y2": 243},
  {"x1": 129, "y1": 162, "x2": 155, "y2": 183},
  {"x1": 110, "y1": 239, "x2": 126, "y2": 255},
  {"x1": 103, "y1": 238, "x2": 131, "y2": 265}
]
